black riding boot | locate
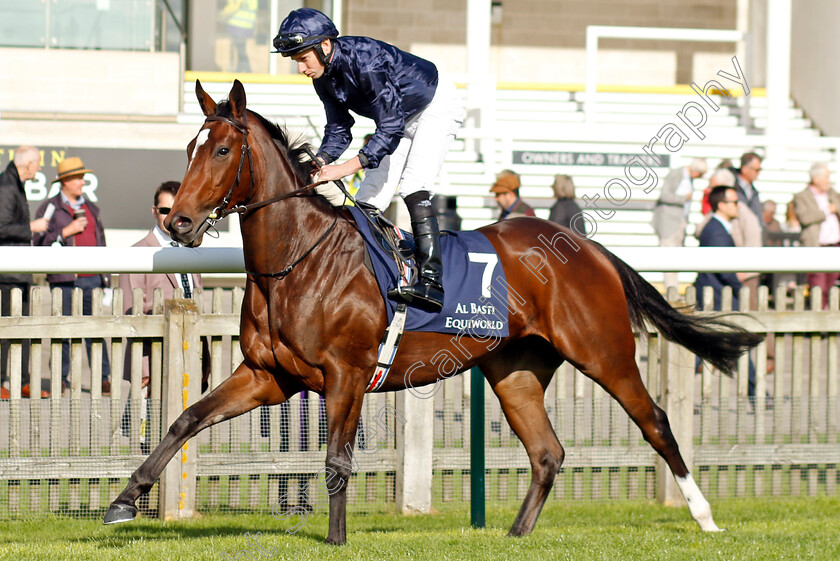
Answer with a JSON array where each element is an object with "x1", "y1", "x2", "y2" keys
[{"x1": 388, "y1": 191, "x2": 444, "y2": 313}]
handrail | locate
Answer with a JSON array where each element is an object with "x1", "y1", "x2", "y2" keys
[{"x1": 0, "y1": 246, "x2": 839, "y2": 274}]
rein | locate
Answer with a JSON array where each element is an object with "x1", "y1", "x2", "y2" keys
[{"x1": 199, "y1": 113, "x2": 336, "y2": 280}]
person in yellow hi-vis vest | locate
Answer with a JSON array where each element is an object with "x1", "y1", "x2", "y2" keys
[{"x1": 221, "y1": 0, "x2": 258, "y2": 72}]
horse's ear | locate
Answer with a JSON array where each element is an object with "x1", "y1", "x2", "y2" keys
[
  {"x1": 229, "y1": 79, "x2": 247, "y2": 119},
  {"x1": 195, "y1": 80, "x2": 217, "y2": 117}
]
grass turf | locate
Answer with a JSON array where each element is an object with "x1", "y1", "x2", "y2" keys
[{"x1": 0, "y1": 497, "x2": 838, "y2": 561}]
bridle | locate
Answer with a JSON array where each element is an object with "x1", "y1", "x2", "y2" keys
[
  {"x1": 196, "y1": 114, "x2": 315, "y2": 233},
  {"x1": 193, "y1": 113, "x2": 337, "y2": 279}
]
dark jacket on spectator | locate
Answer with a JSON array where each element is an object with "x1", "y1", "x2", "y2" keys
[
  {"x1": 33, "y1": 193, "x2": 110, "y2": 285},
  {"x1": 730, "y1": 166, "x2": 764, "y2": 228},
  {"x1": 0, "y1": 161, "x2": 34, "y2": 285},
  {"x1": 548, "y1": 198, "x2": 586, "y2": 235},
  {"x1": 694, "y1": 216, "x2": 742, "y2": 310}
]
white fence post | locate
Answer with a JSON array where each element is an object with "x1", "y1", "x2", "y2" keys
[
  {"x1": 158, "y1": 299, "x2": 201, "y2": 520},
  {"x1": 395, "y1": 389, "x2": 434, "y2": 514}
]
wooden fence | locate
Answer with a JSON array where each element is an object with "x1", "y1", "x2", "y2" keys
[{"x1": 0, "y1": 283, "x2": 838, "y2": 520}]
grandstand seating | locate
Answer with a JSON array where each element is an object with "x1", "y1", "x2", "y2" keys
[{"x1": 184, "y1": 78, "x2": 837, "y2": 283}]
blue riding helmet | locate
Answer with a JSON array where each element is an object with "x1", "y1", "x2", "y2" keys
[{"x1": 273, "y1": 8, "x2": 338, "y2": 64}]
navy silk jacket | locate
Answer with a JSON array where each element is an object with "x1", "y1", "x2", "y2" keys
[{"x1": 313, "y1": 36, "x2": 439, "y2": 169}]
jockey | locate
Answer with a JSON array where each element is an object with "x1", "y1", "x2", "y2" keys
[{"x1": 272, "y1": 8, "x2": 464, "y2": 313}]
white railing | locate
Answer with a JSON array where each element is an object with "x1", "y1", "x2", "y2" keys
[
  {"x1": 453, "y1": 126, "x2": 840, "y2": 188},
  {"x1": 584, "y1": 25, "x2": 749, "y2": 124},
  {"x1": 1, "y1": 246, "x2": 840, "y2": 274}
]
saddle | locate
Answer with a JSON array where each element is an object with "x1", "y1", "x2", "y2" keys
[{"x1": 355, "y1": 201, "x2": 418, "y2": 287}]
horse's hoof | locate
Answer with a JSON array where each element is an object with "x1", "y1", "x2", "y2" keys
[
  {"x1": 103, "y1": 502, "x2": 138, "y2": 525},
  {"x1": 324, "y1": 536, "x2": 346, "y2": 546}
]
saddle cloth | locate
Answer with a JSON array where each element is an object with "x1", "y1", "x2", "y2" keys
[{"x1": 348, "y1": 206, "x2": 511, "y2": 337}]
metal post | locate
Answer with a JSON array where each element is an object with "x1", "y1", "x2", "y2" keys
[{"x1": 470, "y1": 366, "x2": 485, "y2": 528}]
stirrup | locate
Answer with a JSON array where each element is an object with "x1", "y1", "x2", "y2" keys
[{"x1": 387, "y1": 281, "x2": 444, "y2": 313}]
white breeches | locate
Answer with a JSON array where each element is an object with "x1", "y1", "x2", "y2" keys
[{"x1": 356, "y1": 78, "x2": 465, "y2": 212}]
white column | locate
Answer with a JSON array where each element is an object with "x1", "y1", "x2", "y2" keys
[
  {"x1": 656, "y1": 342, "x2": 694, "y2": 507},
  {"x1": 325, "y1": 0, "x2": 343, "y2": 37},
  {"x1": 585, "y1": 27, "x2": 599, "y2": 124},
  {"x1": 466, "y1": 0, "x2": 493, "y2": 167},
  {"x1": 395, "y1": 390, "x2": 434, "y2": 514},
  {"x1": 765, "y1": 0, "x2": 792, "y2": 160},
  {"x1": 745, "y1": 0, "x2": 768, "y2": 88}
]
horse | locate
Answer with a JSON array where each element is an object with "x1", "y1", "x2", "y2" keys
[{"x1": 104, "y1": 79, "x2": 762, "y2": 543}]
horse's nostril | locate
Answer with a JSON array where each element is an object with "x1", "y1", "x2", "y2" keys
[{"x1": 170, "y1": 215, "x2": 193, "y2": 234}]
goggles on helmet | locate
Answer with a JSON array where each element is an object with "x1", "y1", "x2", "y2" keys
[{"x1": 273, "y1": 33, "x2": 335, "y2": 54}]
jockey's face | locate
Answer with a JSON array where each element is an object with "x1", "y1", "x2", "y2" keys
[{"x1": 291, "y1": 39, "x2": 331, "y2": 80}]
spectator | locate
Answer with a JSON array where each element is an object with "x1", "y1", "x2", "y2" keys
[
  {"x1": 731, "y1": 152, "x2": 764, "y2": 227},
  {"x1": 760, "y1": 199, "x2": 785, "y2": 300},
  {"x1": 762, "y1": 200, "x2": 782, "y2": 247},
  {"x1": 793, "y1": 162, "x2": 840, "y2": 309},
  {"x1": 273, "y1": 8, "x2": 465, "y2": 313},
  {"x1": 120, "y1": 181, "x2": 205, "y2": 388},
  {"x1": 490, "y1": 170, "x2": 535, "y2": 220},
  {"x1": 721, "y1": 153, "x2": 765, "y2": 310},
  {"x1": 547, "y1": 174, "x2": 586, "y2": 235},
  {"x1": 772, "y1": 198, "x2": 803, "y2": 295},
  {"x1": 0, "y1": 146, "x2": 49, "y2": 399},
  {"x1": 695, "y1": 185, "x2": 757, "y2": 399},
  {"x1": 701, "y1": 162, "x2": 736, "y2": 215},
  {"x1": 651, "y1": 158, "x2": 707, "y2": 293},
  {"x1": 33, "y1": 157, "x2": 111, "y2": 394},
  {"x1": 785, "y1": 198, "x2": 801, "y2": 233},
  {"x1": 696, "y1": 166, "x2": 762, "y2": 306},
  {"x1": 695, "y1": 186, "x2": 742, "y2": 309}
]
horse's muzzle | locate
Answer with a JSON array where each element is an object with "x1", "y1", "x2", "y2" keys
[{"x1": 168, "y1": 213, "x2": 199, "y2": 246}]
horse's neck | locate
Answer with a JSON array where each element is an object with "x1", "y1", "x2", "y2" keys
[{"x1": 239, "y1": 159, "x2": 335, "y2": 272}]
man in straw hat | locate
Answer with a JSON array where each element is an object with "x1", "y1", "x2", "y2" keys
[
  {"x1": 490, "y1": 170, "x2": 535, "y2": 221},
  {"x1": 33, "y1": 157, "x2": 112, "y2": 395},
  {"x1": 0, "y1": 146, "x2": 50, "y2": 399}
]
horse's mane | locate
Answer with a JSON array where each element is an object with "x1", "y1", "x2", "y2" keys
[{"x1": 214, "y1": 98, "x2": 313, "y2": 187}]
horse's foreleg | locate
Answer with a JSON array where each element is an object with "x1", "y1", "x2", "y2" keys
[
  {"x1": 322, "y1": 377, "x2": 366, "y2": 545},
  {"x1": 104, "y1": 363, "x2": 290, "y2": 524}
]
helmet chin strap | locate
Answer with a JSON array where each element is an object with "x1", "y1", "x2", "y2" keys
[{"x1": 314, "y1": 39, "x2": 334, "y2": 70}]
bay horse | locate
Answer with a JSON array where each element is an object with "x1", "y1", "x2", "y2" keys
[{"x1": 104, "y1": 80, "x2": 762, "y2": 543}]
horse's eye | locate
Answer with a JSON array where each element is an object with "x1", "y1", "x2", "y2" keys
[{"x1": 217, "y1": 147, "x2": 230, "y2": 157}]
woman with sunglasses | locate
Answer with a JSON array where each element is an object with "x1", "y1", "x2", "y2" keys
[{"x1": 272, "y1": 8, "x2": 465, "y2": 313}]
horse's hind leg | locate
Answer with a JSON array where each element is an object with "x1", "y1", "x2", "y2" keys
[
  {"x1": 580, "y1": 344, "x2": 722, "y2": 532},
  {"x1": 480, "y1": 343, "x2": 564, "y2": 537},
  {"x1": 104, "y1": 363, "x2": 292, "y2": 524}
]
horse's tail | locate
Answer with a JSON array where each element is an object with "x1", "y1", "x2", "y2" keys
[{"x1": 592, "y1": 243, "x2": 764, "y2": 374}]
